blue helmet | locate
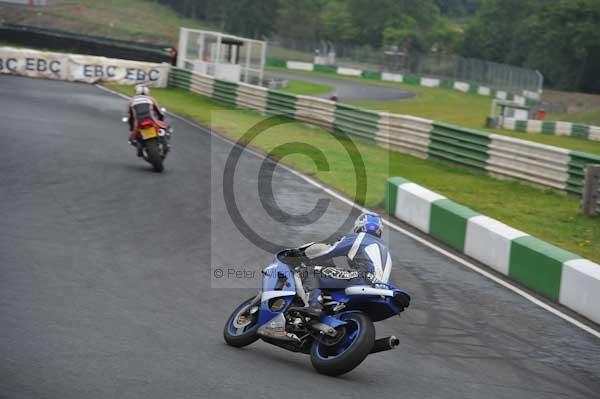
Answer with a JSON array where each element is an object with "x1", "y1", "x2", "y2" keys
[{"x1": 354, "y1": 212, "x2": 383, "y2": 238}]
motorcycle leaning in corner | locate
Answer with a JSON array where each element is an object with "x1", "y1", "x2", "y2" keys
[{"x1": 223, "y1": 247, "x2": 411, "y2": 376}]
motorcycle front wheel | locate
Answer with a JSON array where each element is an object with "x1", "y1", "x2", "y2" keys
[
  {"x1": 310, "y1": 312, "x2": 374, "y2": 376},
  {"x1": 223, "y1": 297, "x2": 260, "y2": 348},
  {"x1": 144, "y1": 139, "x2": 164, "y2": 173}
]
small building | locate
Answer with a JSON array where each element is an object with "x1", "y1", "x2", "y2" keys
[{"x1": 177, "y1": 28, "x2": 266, "y2": 85}]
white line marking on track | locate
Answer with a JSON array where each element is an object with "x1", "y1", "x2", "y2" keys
[{"x1": 96, "y1": 84, "x2": 600, "y2": 339}]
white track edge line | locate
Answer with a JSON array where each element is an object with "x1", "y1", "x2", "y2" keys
[{"x1": 96, "y1": 84, "x2": 600, "y2": 339}]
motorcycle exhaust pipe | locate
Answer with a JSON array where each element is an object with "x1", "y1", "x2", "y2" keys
[{"x1": 370, "y1": 336, "x2": 400, "y2": 354}]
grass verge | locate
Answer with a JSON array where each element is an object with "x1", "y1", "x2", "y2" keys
[
  {"x1": 268, "y1": 67, "x2": 600, "y2": 155},
  {"x1": 107, "y1": 84, "x2": 600, "y2": 263},
  {"x1": 0, "y1": 0, "x2": 212, "y2": 44},
  {"x1": 549, "y1": 110, "x2": 600, "y2": 127},
  {"x1": 279, "y1": 80, "x2": 332, "y2": 96}
]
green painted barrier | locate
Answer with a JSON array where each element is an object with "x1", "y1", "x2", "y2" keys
[
  {"x1": 168, "y1": 68, "x2": 192, "y2": 90},
  {"x1": 566, "y1": 151, "x2": 600, "y2": 195},
  {"x1": 403, "y1": 75, "x2": 421, "y2": 85},
  {"x1": 509, "y1": 236, "x2": 578, "y2": 301},
  {"x1": 334, "y1": 103, "x2": 380, "y2": 142},
  {"x1": 314, "y1": 64, "x2": 337, "y2": 74},
  {"x1": 267, "y1": 59, "x2": 287, "y2": 68},
  {"x1": 266, "y1": 90, "x2": 297, "y2": 118},
  {"x1": 361, "y1": 70, "x2": 382, "y2": 80},
  {"x1": 571, "y1": 124, "x2": 590, "y2": 140},
  {"x1": 542, "y1": 121, "x2": 556, "y2": 135},
  {"x1": 428, "y1": 123, "x2": 491, "y2": 169},
  {"x1": 515, "y1": 120, "x2": 528, "y2": 132},
  {"x1": 429, "y1": 199, "x2": 480, "y2": 251},
  {"x1": 384, "y1": 177, "x2": 410, "y2": 215},
  {"x1": 212, "y1": 79, "x2": 238, "y2": 107}
]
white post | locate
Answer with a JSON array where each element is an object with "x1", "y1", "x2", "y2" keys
[
  {"x1": 259, "y1": 41, "x2": 266, "y2": 86},
  {"x1": 215, "y1": 33, "x2": 222, "y2": 65},
  {"x1": 198, "y1": 32, "x2": 205, "y2": 61},
  {"x1": 244, "y1": 41, "x2": 252, "y2": 83},
  {"x1": 177, "y1": 28, "x2": 188, "y2": 68}
]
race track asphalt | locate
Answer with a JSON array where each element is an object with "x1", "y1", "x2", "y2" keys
[
  {"x1": 1, "y1": 75, "x2": 599, "y2": 399},
  {"x1": 267, "y1": 70, "x2": 415, "y2": 101}
]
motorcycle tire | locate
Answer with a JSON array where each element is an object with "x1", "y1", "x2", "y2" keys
[
  {"x1": 145, "y1": 139, "x2": 164, "y2": 173},
  {"x1": 223, "y1": 297, "x2": 260, "y2": 348},
  {"x1": 310, "y1": 312, "x2": 375, "y2": 376}
]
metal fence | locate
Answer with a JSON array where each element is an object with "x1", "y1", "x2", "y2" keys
[{"x1": 268, "y1": 38, "x2": 543, "y2": 95}]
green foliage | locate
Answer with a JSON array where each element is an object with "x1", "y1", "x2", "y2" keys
[
  {"x1": 527, "y1": 0, "x2": 600, "y2": 92},
  {"x1": 320, "y1": 1, "x2": 360, "y2": 44},
  {"x1": 462, "y1": 0, "x2": 600, "y2": 92},
  {"x1": 434, "y1": 0, "x2": 482, "y2": 17},
  {"x1": 275, "y1": 0, "x2": 327, "y2": 42},
  {"x1": 158, "y1": 0, "x2": 465, "y2": 53}
]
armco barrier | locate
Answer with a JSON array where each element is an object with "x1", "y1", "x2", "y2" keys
[
  {"x1": 385, "y1": 177, "x2": 600, "y2": 324},
  {"x1": 295, "y1": 95, "x2": 335, "y2": 130},
  {"x1": 168, "y1": 67, "x2": 192, "y2": 90},
  {"x1": 567, "y1": 152, "x2": 600, "y2": 195},
  {"x1": 486, "y1": 134, "x2": 572, "y2": 190},
  {"x1": 212, "y1": 79, "x2": 238, "y2": 107},
  {"x1": 376, "y1": 114, "x2": 432, "y2": 159},
  {"x1": 236, "y1": 84, "x2": 268, "y2": 114},
  {"x1": 1, "y1": 46, "x2": 169, "y2": 86},
  {"x1": 428, "y1": 123, "x2": 491, "y2": 169},
  {"x1": 269, "y1": 59, "x2": 538, "y2": 105},
  {"x1": 501, "y1": 117, "x2": 600, "y2": 142},
  {"x1": 334, "y1": 103, "x2": 380, "y2": 142},
  {"x1": 266, "y1": 90, "x2": 297, "y2": 118},
  {"x1": 167, "y1": 67, "x2": 600, "y2": 197}
]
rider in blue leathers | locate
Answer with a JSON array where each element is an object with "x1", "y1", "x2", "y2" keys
[{"x1": 286, "y1": 212, "x2": 391, "y2": 317}]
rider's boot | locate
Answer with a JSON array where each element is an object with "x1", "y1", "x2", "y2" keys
[
  {"x1": 136, "y1": 142, "x2": 144, "y2": 157},
  {"x1": 305, "y1": 289, "x2": 323, "y2": 318}
]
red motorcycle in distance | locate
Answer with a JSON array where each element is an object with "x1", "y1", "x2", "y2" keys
[{"x1": 122, "y1": 110, "x2": 172, "y2": 173}]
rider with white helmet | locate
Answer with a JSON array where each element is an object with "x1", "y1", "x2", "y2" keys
[
  {"x1": 127, "y1": 85, "x2": 168, "y2": 155},
  {"x1": 135, "y1": 85, "x2": 150, "y2": 96}
]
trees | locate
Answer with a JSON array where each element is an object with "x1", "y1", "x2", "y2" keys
[
  {"x1": 224, "y1": 0, "x2": 279, "y2": 38},
  {"x1": 320, "y1": 1, "x2": 360, "y2": 44},
  {"x1": 526, "y1": 0, "x2": 600, "y2": 92},
  {"x1": 275, "y1": 0, "x2": 325, "y2": 43},
  {"x1": 157, "y1": 0, "x2": 600, "y2": 92},
  {"x1": 434, "y1": 0, "x2": 482, "y2": 17},
  {"x1": 157, "y1": 0, "x2": 463, "y2": 52},
  {"x1": 462, "y1": 0, "x2": 600, "y2": 92}
]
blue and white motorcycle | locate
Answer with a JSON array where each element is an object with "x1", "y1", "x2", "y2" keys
[{"x1": 223, "y1": 248, "x2": 411, "y2": 376}]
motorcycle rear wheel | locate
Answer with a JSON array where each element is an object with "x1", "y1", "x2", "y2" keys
[
  {"x1": 223, "y1": 297, "x2": 259, "y2": 348},
  {"x1": 144, "y1": 139, "x2": 164, "y2": 173},
  {"x1": 310, "y1": 312, "x2": 374, "y2": 376}
]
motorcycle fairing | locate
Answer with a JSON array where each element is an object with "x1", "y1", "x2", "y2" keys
[
  {"x1": 329, "y1": 286, "x2": 409, "y2": 322},
  {"x1": 257, "y1": 259, "x2": 297, "y2": 327}
]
